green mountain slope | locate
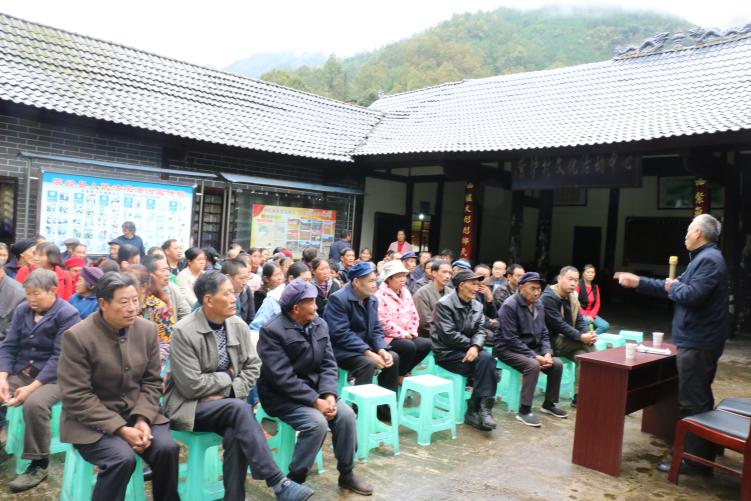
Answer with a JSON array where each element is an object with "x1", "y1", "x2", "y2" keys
[{"x1": 259, "y1": 6, "x2": 689, "y2": 106}]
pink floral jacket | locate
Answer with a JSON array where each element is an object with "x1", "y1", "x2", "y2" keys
[{"x1": 375, "y1": 282, "x2": 419, "y2": 343}]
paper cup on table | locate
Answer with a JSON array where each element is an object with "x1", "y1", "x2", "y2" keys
[
  {"x1": 625, "y1": 342, "x2": 636, "y2": 361},
  {"x1": 652, "y1": 332, "x2": 664, "y2": 348}
]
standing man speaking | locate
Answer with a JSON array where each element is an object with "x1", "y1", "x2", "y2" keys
[{"x1": 615, "y1": 213, "x2": 728, "y2": 474}]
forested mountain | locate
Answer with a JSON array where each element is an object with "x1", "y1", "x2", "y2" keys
[
  {"x1": 224, "y1": 51, "x2": 326, "y2": 79},
  {"x1": 251, "y1": 6, "x2": 688, "y2": 106}
]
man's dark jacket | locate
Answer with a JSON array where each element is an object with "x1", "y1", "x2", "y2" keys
[
  {"x1": 637, "y1": 243, "x2": 728, "y2": 353},
  {"x1": 430, "y1": 291, "x2": 489, "y2": 362},
  {"x1": 540, "y1": 286, "x2": 587, "y2": 342},
  {"x1": 323, "y1": 283, "x2": 388, "y2": 361},
  {"x1": 495, "y1": 292, "x2": 552, "y2": 358},
  {"x1": 257, "y1": 313, "x2": 339, "y2": 417}
]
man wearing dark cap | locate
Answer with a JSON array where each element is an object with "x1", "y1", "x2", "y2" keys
[
  {"x1": 431, "y1": 269, "x2": 498, "y2": 431},
  {"x1": 323, "y1": 262, "x2": 400, "y2": 402},
  {"x1": 258, "y1": 280, "x2": 372, "y2": 496},
  {"x1": 4, "y1": 239, "x2": 36, "y2": 279},
  {"x1": 496, "y1": 272, "x2": 568, "y2": 427},
  {"x1": 60, "y1": 238, "x2": 80, "y2": 261},
  {"x1": 400, "y1": 251, "x2": 420, "y2": 294},
  {"x1": 107, "y1": 240, "x2": 120, "y2": 262}
]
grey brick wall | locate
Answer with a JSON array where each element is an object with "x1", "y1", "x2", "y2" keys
[{"x1": 0, "y1": 112, "x2": 361, "y2": 248}]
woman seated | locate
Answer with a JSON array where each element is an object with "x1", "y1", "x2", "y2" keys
[
  {"x1": 375, "y1": 260, "x2": 431, "y2": 379},
  {"x1": 127, "y1": 265, "x2": 174, "y2": 377},
  {"x1": 576, "y1": 264, "x2": 610, "y2": 334},
  {"x1": 15, "y1": 242, "x2": 75, "y2": 301},
  {"x1": 68, "y1": 266, "x2": 104, "y2": 319},
  {"x1": 254, "y1": 261, "x2": 285, "y2": 313},
  {"x1": 311, "y1": 258, "x2": 341, "y2": 317},
  {"x1": 176, "y1": 247, "x2": 206, "y2": 306}
]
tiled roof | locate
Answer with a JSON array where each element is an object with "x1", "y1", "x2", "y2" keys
[
  {"x1": 0, "y1": 13, "x2": 382, "y2": 163},
  {"x1": 357, "y1": 33, "x2": 751, "y2": 156}
]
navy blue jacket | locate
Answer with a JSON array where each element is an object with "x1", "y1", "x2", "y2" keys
[
  {"x1": 0, "y1": 298, "x2": 80, "y2": 384},
  {"x1": 637, "y1": 243, "x2": 728, "y2": 353},
  {"x1": 496, "y1": 292, "x2": 552, "y2": 358},
  {"x1": 328, "y1": 239, "x2": 350, "y2": 261},
  {"x1": 323, "y1": 284, "x2": 388, "y2": 361},
  {"x1": 257, "y1": 314, "x2": 339, "y2": 417},
  {"x1": 113, "y1": 234, "x2": 146, "y2": 259}
]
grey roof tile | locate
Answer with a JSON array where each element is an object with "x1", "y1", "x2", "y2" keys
[
  {"x1": 358, "y1": 34, "x2": 751, "y2": 156},
  {"x1": 0, "y1": 13, "x2": 381, "y2": 162}
]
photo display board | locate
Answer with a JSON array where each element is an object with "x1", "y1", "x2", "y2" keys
[
  {"x1": 250, "y1": 204, "x2": 336, "y2": 258},
  {"x1": 40, "y1": 171, "x2": 194, "y2": 255}
]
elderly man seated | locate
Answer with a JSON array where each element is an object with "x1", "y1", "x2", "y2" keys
[
  {"x1": 0, "y1": 269, "x2": 79, "y2": 492},
  {"x1": 258, "y1": 280, "x2": 372, "y2": 495},
  {"x1": 57, "y1": 272, "x2": 179, "y2": 501},
  {"x1": 431, "y1": 269, "x2": 498, "y2": 431},
  {"x1": 324, "y1": 263, "x2": 399, "y2": 402},
  {"x1": 164, "y1": 271, "x2": 312, "y2": 501},
  {"x1": 496, "y1": 272, "x2": 568, "y2": 427}
]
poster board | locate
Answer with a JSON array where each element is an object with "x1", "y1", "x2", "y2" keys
[
  {"x1": 250, "y1": 204, "x2": 336, "y2": 258},
  {"x1": 39, "y1": 171, "x2": 194, "y2": 255}
]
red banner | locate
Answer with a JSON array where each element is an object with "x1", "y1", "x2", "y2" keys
[
  {"x1": 459, "y1": 182, "x2": 475, "y2": 260},
  {"x1": 693, "y1": 178, "x2": 710, "y2": 216}
]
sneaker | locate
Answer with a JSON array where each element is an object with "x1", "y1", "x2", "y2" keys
[
  {"x1": 9, "y1": 465, "x2": 48, "y2": 492},
  {"x1": 540, "y1": 404, "x2": 569, "y2": 419},
  {"x1": 275, "y1": 478, "x2": 314, "y2": 501},
  {"x1": 339, "y1": 473, "x2": 374, "y2": 496},
  {"x1": 516, "y1": 412, "x2": 541, "y2": 427}
]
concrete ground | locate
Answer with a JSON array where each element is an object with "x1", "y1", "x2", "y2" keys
[{"x1": 1, "y1": 303, "x2": 748, "y2": 500}]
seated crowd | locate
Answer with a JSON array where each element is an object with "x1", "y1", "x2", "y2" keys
[{"x1": 0, "y1": 222, "x2": 611, "y2": 500}]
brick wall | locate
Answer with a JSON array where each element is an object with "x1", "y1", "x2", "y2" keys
[{"x1": 0, "y1": 111, "x2": 362, "y2": 248}]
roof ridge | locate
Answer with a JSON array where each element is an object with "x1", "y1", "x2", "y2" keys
[{"x1": 0, "y1": 11, "x2": 379, "y2": 115}]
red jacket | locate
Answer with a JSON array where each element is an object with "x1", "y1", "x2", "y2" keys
[
  {"x1": 15, "y1": 265, "x2": 75, "y2": 301},
  {"x1": 576, "y1": 283, "x2": 601, "y2": 319}
]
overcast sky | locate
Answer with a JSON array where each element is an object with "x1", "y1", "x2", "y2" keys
[{"x1": 1, "y1": 0, "x2": 749, "y2": 68}]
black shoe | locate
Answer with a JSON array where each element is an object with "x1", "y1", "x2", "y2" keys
[
  {"x1": 142, "y1": 465, "x2": 153, "y2": 481},
  {"x1": 540, "y1": 404, "x2": 569, "y2": 419},
  {"x1": 465, "y1": 397, "x2": 492, "y2": 431},
  {"x1": 338, "y1": 473, "x2": 374, "y2": 496},
  {"x1": 571, "y1": 395, "x2": 577, "y2": 408},
  {"x1": 479, "y1": 397, "x2": 497, "y2": 430},
  {"x1": 287, "y1": 469, "x2": 307, "y2": 484},
  {"x1": 9, "y1": 465, "x2": 48, "y2": 492},
  {"x1": 656, "y1": 459, "x2": 712, "y2": 475}
]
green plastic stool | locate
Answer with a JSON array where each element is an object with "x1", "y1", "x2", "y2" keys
[
  {"x1": 255, "y1": 406, "x2": 324, "y2": 475},
  {"x1": 619, "y1": 330, "x2": 644, "y2": 344},
  {"x1": 171, "y1": 431, "x2": 224, "y2": 501},
  {"x1": 5, "y1": 401, "x2": 70, "y2": 474},
  {"x1": 431, "y1": 365, "x2": 470, "y2": 424},
  {"x1": 535, "y1": 357, "x2": 576, "y2": 400},
  {"x1": 595, "y1": 333, "x2": 626, "y2": 351},
  {"x1": 340, "y1": 384, "x2": 399, "y2": 462},
  {"x1": 398, "y1": 375, "x2": 457, "y2": 446},
  {"x1": 60, "y1": 447, "x2": 145, "y2": 501},
  {"x1": 411, "y1": 351, "x2": 435, "y2": 376},
  {"x1": 497, "y1": 360, "x2": 522, "y2": 413}
]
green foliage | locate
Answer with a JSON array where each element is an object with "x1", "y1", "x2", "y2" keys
[{"x1": 259, "y1": 6, "x2": 688, "y2": 106}]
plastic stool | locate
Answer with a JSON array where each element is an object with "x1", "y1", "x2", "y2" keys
[
  {"x1": 398, "y1": 375, "x2": 456, "y2": 446},
  {"x1": 595, "y1": 333, "x2": 626, "y2": 350},
  {"x1": 255, "y1": 406, "x2": 325, "y2": 475},
  {"x1": 412, "y1": 351, "x2": 435, "y2": 376},
  {"x1": 337, "y1": 368, "x2": 379, "y2": 396},
  {"x1": 60, "y1": 447, "x2": 145, "y2": 501},
  {"x1": 619, "y1": 330, "x2": 644, "y2": 344},
  {"x1": 5, "y1": 401, "x2": 70, "y2": 474},
  {"x1": 497, "y1": 360, "x2": 522, "y2": 413},
  {"x1": 340, "y1": 384, "x2": 399, "y2": 462},
  {"x1": 535, "y1": 357, "x2": 576, "y2": 400},
  {"x1": 171, "y1": 431, "x2": 224, "y2": 501},
  {"x1": 431, "y1": 365, "x2": 470, "y2": 424}
]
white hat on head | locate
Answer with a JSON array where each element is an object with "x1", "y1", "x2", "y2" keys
[{"x1": 382, "y1": 260, "x2": 409, "y2": 281}]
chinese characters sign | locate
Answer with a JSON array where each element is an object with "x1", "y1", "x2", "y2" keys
[
  {"x1": 250, "y1": 204, "x2": 336, "y2": 259},
  {"x1": 693, "y1": 178, "x2": 710, "y2": 216},
  {"x1": 511, "y1": 153, "x2": 641, "y2": 190},
  {"x1": 458, "y1": 182, "x2": 475, "y2": 260},
  {"x1": 39, "y1": 171, "x2": 193, "y2": 255}
]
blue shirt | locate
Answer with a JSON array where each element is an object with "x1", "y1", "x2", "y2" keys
[
  {"x1": 68, "y1": 293, "x2": 99, "y2": 319},
  {"x1": 250, "y1": 295, "x2": 281, "y2": 332}
]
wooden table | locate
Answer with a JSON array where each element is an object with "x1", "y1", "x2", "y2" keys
[{"x1": 572, "y1": 342, "x2": 679, "y2": 476}]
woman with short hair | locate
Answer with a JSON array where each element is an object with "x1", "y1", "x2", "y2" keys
[{"x1": 176, "y1": 247, "x2": 206, "y2": 305}]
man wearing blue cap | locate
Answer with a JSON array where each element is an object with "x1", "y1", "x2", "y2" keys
[
  {"x1": 323, "y1": 262, "x2": 400, "y2": 413},
  {"x1": 258, "y1": 280, "x2": 372, "y2": 496},
  {"x1": 401, "y1": 252, "x2": 420, "y2": 294},
  {"x1": 496, "y1": 272, "x2": 568, "y2": 427}
]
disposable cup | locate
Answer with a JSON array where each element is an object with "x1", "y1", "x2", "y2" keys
[
  {"x1": 653, "y1": 332, "x2": 664, "y2": 348},
  {"x1": 625, "y1": 342, "x2": 636, "y2": 361}
]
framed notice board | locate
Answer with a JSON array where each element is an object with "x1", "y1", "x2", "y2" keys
[{"x1": 623, "y1": 217, "x2": 691, "y2": 266}]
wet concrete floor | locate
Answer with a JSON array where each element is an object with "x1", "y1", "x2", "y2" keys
[{"x1": 1, "y1": 304, "x2": 748, "y2": 500}]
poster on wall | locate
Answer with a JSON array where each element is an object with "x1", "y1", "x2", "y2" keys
[
  {"x1": 39, "y1": 171, "x2": 194, "y2": 255},
  {"x1": 250, "y1": 204, "x2": 336, "y2": 259}
]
